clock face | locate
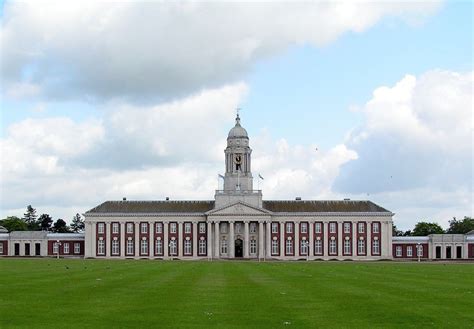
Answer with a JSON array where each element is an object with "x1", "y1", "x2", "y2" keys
[{"x1": 234, "y1": 154, "x2": 242, "y2": 164}]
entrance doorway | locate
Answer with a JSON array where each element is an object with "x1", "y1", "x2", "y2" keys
[
  {"x1": 436, "y1": 246, "x2": 441, "y2": 259},
  {"x1": 456, "y1": 246, "x2": 462, "y2": 259},
  {"x1": 25, "y1": 243, "x2": 30, "y2": 256},
  {"x1": 35, "y1": 243, "x2": 41, "y2": 256},
  {"x1": 446, "y1": 246, "x2": 451, "y2": 259},
  {"x1": 14, "y1": 243, "x2": 20, "y2": 256},
  {"x1": 235, "y1": 239, "x2": 243, "y2": 257}
]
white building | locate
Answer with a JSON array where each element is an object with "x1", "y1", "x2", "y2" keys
[{"x1": 83, "y1": 115, "x2": 394, "y2": 260}]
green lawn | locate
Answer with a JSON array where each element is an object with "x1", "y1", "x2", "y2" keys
[{"x1": 0, "y1": 259, "x2": 473, "y2": 328}]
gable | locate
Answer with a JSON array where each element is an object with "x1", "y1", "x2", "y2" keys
[{"x1": 207, "y1": 202, "x2": 270, "y2": 216}]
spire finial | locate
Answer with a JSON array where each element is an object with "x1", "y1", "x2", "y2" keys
[{"x1": 235, "y1": 108, "x2": 241, "y2": 126}]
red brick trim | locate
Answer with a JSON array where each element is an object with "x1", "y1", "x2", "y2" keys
[
  {"x1": 314, "y1": 221, "x2": 324, "y2": 256},
  {"x1": 328, "y1": 221, "x2": 338, "y2": 256},
  {"x1": 284, "y1": 222, "x2": 295, "y2": 256},
  {"x1": 270, "y1": 222, "x2": 280, "y2": 256}
]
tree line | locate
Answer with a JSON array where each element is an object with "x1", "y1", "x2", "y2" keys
[
  {"x1": 0, "y1": 205, "x2": 85, "y2": 233},
  {"x1": 392, "y1": 217, "x2": 474, "y2": 236}
]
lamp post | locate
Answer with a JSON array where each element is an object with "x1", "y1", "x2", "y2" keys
[
  {"x1": 56, "y1": 240, "x2": 62, "y2": 259},
  {"x1": 417, "y1": 243, "x2": 421, "y2": 262}
]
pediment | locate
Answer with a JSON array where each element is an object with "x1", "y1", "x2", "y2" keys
[{"x1": 206, "y1": 201, "x2": 270, "y2": 216}]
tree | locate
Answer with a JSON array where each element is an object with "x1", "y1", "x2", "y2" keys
[
  {"x1": 412, "y1": 221, "x2": 444, "y2": 236},
  {"x1": 446, "y1": 217, "x2": 474, "y2": 234},
  {"x1": 23, "y1": 205, "x2": 39, "y2": 230},
  {"x1": 392, "y1": 223, "x2": 404, "y2": 236},
  {"x1": 52, "y1": 219, "x2": 70, "y2": 233},
  {"x1": 38, "y1": 214, "x2": 53, "y2": 231},
  {"x1": 70, "y1": 213, "x2": 84, "y2": 233},
  {"x1": 0, "y1": 216, "x2": 27, "y2": 232}
]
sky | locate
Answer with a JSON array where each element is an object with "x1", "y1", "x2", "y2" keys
[{"x1": 0, "y1": 1, "x2": 472, "y2": 230}]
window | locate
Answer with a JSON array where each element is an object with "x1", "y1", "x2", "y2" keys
[
  {"x1": 155, "y1": 239, "x2": 162, "y2": 255},
  {"x1": 417, "y1": 245, "x2": 423, "y2": 257},
  {"x1": 372, "y1": 222, "x2": 379, "y2": 234},
  {"x1": 141, "y1": 223, "x2": 148, "y2": 234},
  {"x1": 250, "y1": 239, "x2": 257, "y2": 255},
  {"x1": 235, "y1": 223, "x2": 242, "y2": 233},
  {"x1": 74, "y1": 243, "x2": 80, "y2": 254},
  {"x1": 329, "y1": 240, "x2": 336, "y2": 255},
  {"x1": 271, "y1": 240, "x2": 279, "y2": 255},
  {"x1": 126, "y1": 223, "x2": 133, "y2": 234},
  {"x1": 140, "y1": 239, "x2": 148, "y2": 255},
  {"x1": 63, "y1": 243, "x2": 69, "y2": 254},
  {"x1": 112, "y1": 240, "x2": 119, "y2": 255},
  {"x1": 396, "y1": 246, "x2": 402, "y2": 257},
  {"x1": 301, "y1": 223, "x2": 307, "y2": 234},
  {"x1": 358, "y1": 239, "x2": 365, "y2": 255},
  {"x1": 300, "y1": 240, "x2": 308, "y2": 255},
  {"x1": 271, "y1": 223, "x2": 278, "y2": 233},
  {"x1": 220, "y1": 223, "x2": 228, "y2": 234},
  {"x1": 372, "y1": 240, "x2": 380, "y2": 255},
  {"x1": 199, "y1": 223, "x2": 206, "y2": 234},
  {"x1": 112, "y1": 223, "x2": 119, "y2": 234},
  {"x1": 169, "y1": 240, "x2": 177, "y2": 255},
  {"x1": 127, "y1": 240, "x2": 134, "y2": 255},
  {"x1": 184, "y1": 223, "x2": 191, "y2": 234},
  {"x1": 0, "y1": 243, "x2": 3, "y2": 254},
  {"x1": 199, "y1": 240, "x2": 206, "y2": 255},
  {"x1": 97, "y1": 240, "x2": 105, "y2": 255},
  {"x1": 170, "y1": 223, "x2": 177, "y2": 234},
  {"x1": 184, "y1": 240, "x2": 192, "y2": 255},
  {"x1": 221, "y1": 239, "x2": 228, "y2": 254},
  {"x1": 407, "y1": 246, "x2": 413, "y2": 257},
  {"x1": 344, "y1": 239, "x2": 351, "y2": 255},
  {"x1": 250, "y1": 223, "x2": 257, "y2": 233},
  {"x1": 286, "y1": 239, "x2": 293, "y2": 255},
  {"x1": 315, "y1": 240, "x2": 322, "y2": 255},
  {"x1": 329, "y1": 222, "x2": 336, "y2": 234},
  {"x1": 156, "y1": 223, "x2": 162, "y2": 234},
  {"x1": 358, "y1": 222, "x2": 365, "y2": 234},
  {"x1": 98, "y1": 223, "x2": 105, "y2": 234},
  {"x1": 315, "y1": 222, "x2": 322, "y2": 234},
  {"x1": 53, "y1": 242, "x2": 59, "y2": 254},
  {"x1": 344, "y1": 222, "x2": 351, "y2": 234},
  {"x1": 286, "y1": 222, "x2": 293, "y2": 234}
]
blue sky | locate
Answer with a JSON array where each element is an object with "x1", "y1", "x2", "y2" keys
[{"x1": 0, "y1": 1, "x2": 472, "y2": 229}]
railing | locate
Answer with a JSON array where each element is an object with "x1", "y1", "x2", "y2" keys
[{"x1": 215, "y1": 190, "x2": 262, "y2": 195}]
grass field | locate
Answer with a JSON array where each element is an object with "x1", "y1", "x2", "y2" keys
[{"x1": 0, "y1": 259, "x2": 473, "y2": 328}]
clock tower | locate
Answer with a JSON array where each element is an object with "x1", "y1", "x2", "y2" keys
[{"x1": 215, "y1": 114, "x2": 262, "y2": 208}]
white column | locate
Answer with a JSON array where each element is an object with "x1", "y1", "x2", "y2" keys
[
  {"x1": 280, "y1": 222, "x2": 285, "y2": 257},
  {"x1": 214, "y1": 222, "x2": 220, "y2": 259},
  {"x1": 386, "y1": 221, "x2": 393, "y2": 258},
  {"x1": 135, "y1": 222, "x2": 140, "y2": 258},
  {"x1": 244, "y1": 221, "x2": 250, "y2": 258},
  {"x1": 105, "y1": 222, "x2": 111, "y2": 258},
  {"x1": 163, "y1": 221, "x2": 169, "y2": 258},
  {"x1": 85, "y1": 221, "x2": 92, "y2": 258},
  {"x1": 309, "y1": 221, "x2": 314, "y2": 258},
  {"x1": 367, "y1": 221, "x2": 372, "y2": 258},
  {"x1": 207, "y1": 221, "x2": 212, "y2": 260},
  {"x1": 178, "y1": 222, "x2": 183, "y2": 258},
  {"x1": 338, "y1": 221, "x2": 343, "y2": 257},
  {"x1": 294, "y1": 221, "x2": 299, "y2": 257},
  {"x1": 258, "y1": 221, "x2": 264, "y2": 259},
  {"x1": 149, "y1": 221, "x2": 154, "y2": 258},
  {"x1": 323, "y1": 222, "x2": 329, "y2": 258},
  {"x1": 229, "y1": 221, "x2": 235, "y2": 258},
  {"x1": 353, "y1": 222, "x2": 357, "y2": 258},
  {"x1": 120, "y1": 221, "x2": 125, "y2": 258},
  {"x1": 265, "y1": 221, "x2": 271, "y2": 258},
  {"x1": 192, "y1": 222, "x2": 198, "y2": 258}
]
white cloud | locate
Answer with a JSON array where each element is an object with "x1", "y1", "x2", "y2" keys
[
  {"x1": 0, "y1": 1, "x2": 441, "y2": 101},
  {"x1": 334, "y1": 69, "x2": 473, "y2": 229}
]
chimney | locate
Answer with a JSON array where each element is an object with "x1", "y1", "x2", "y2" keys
[
  {"x1": 122, "y1": 197, "x2": 127, "y2": 201},
  {"x1": 165, "y1": 197, "x2": 170, "y2": 201}
]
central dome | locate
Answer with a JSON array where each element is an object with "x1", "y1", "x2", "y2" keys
[{"x1": 228, "y1": 114, "x2": 248, "y2": 139}]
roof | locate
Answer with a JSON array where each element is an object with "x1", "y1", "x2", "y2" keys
[
  {"x1": 86, "y1": 200, "x2": 215, "y2": 214},
  {"x1": 47, "y1": 233, "x2": 84, "y2": 239},
  {"x1": 0, "y1": 226, "x2": 8, "y2": 233},
  {"x1": 228, "y1": 114, "x2": 248, "y2": 139},
  {"x1": 262, "y1": 200, "x2": 390, "y2": 213},
  {"x1": 392, "y1": 236, "x2": 430, "y2": 242}
]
